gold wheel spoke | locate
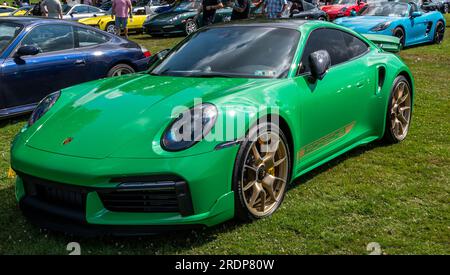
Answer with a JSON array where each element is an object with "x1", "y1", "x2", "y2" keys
[
  {"x1": 262, "y1": 175, "x2": 277, "y2": 201},
  {"x1": 251, "y1": 144, "x2": 261, "y2": 162},
  {"x1": 398, "y1": 113, "x2": 408, "y2": 126},
  {"x1": 243, "y1": 180, "x2": 257, "y2": 192},
  {"x1": 259, "y1": 190, "x2": 267, "y2": 212},
  {"x1": 274, "y1": 156, "x2": 286, "y2": 167},
  {"x1": 248, "y1": 185, "x2": 261, "y2": 207},
  {"x1": 399, "y1": 106, "x2": 410, "y2": 113},
  {"x1": 244, "y1": 165, "x2": 257, "y2": 173},
  {"x1": 397, "y1": 93, "x2": 409, "y2": 105}
]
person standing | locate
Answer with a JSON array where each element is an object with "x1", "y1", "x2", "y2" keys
[
  {"x1": 263, "y1": 0, "x2": 287, "y2": 19},
  {"x1": 112, "y1": 0, "x2": 133, "y2": 37},
  {"x1": 42, "y1": 0, "x2": 63, "y2": 19},
  {"x1": 230, "y1": 0, "x2": 250, "y2": 20},
  {"x1": 199, "y1": 0, "x2": 223, "y2": 26}
]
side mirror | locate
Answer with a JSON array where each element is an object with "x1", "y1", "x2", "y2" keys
[
  {"x1": 148, "y1": 48, "x2": 170, "y2": 66},
  {"x1": 411, "y1": 11, "x2": 422, "y2": 18},
  {"x1": 15, "y1": 45, "x2": 40, "y2": 58},
  {"x1": 308, "y1": 50, "x2": 331, "y2": 82}
]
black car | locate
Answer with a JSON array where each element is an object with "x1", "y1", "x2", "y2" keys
[
  {"x1": 421, "y1": 0, "x2": 444, "y2": 12},
  {"x1": 289, "y1": 0, "x2": 328, "y2": 20}
]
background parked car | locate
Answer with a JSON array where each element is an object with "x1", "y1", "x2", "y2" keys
[
  {"x1": 290, "y1": 0, "x2": 329, "y2": 20},
  {"x1": 334, "y1": 1, "x2": 446, "y2": 47},
  {"x1": 321, "y1": 0, "x2": 367, "y2": 20},
  {"x1": 0, "y1": 17, "x2": 151, "y2": 118},
  {"x1": 62, "y1": 4, "x2": 107, "y2": 20},
  {"x1": 79, "y1": 10, "x2": 148, "y2": 34},
  {"x1": 0, "y1": 5, "x2": 16, "y2": 15}
]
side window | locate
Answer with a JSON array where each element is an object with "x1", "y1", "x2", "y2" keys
[
  {"x1": 88, "y1": 7, "x2": 102, "y2": 13},
  {"x1": 298, "y1": 28, "x2": 349, "y2": 74},
  {"x1": 73, "y1": 5, "x2": 90, "y2": 14},
  {"x1": 341, "y1": 31, "x2": 368, "y2": 59},
  {"x1": 21, "y1": 25, "x2": 74, "y2": 53},
  {"x1": 77, "y1": 27, "x2": 110, "y2": 47}
]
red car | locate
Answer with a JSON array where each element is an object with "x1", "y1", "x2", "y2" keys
[{"x1": 321, "y1": 0, "x2": 367, "y2": 20}]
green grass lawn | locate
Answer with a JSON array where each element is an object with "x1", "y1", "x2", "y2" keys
[{"x1": 0, "y1": 16, "x2": 449, "y2": 255}]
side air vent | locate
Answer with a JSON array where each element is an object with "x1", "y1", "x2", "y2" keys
[{"x1": 377, "y1": 66, "x2": 386, "y2": 94}]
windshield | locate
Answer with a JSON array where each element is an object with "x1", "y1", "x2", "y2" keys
[
  {"x1": 331, "y1": 0, "x2": 355, "y2": 5},
  {"x1": 361, "y1": 2, "x2": 409, "y2": 17},
  {"x1": 151, "y1": 26, "x2": 300, "y2": 79},
  {"x1": 173, "y1": 0, "x2": 200, "y2": 11},
  {"x1": 0, "y1": 22, "x2": 23, "y2": 54}
]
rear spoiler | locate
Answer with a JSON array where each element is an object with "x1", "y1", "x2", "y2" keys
[{"x1": 363, "y1": 34, "x2": 401, "y2": 53}]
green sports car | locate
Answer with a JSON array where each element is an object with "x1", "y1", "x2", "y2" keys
[{"x1": 11, "y1": 20, "x2": 413, "y2": 236}]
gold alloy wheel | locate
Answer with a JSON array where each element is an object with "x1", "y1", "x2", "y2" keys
[
  {"x1": 241, "y1": 132, "x2": 289, "y2": 217},
  {"x1": 390, "y1": 80, "x2": 412, "y2": 141}
]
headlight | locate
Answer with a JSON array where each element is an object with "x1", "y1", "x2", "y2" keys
[
  {"x1": 169, "y1": 14, "x2": 182, "y2": 22},
  {"x1": 371, "y1": 22, "x2": 391, "y2": 31},
  {"x1": 161, "y1": 103, "x2": 218, "y2": 152},
  {"x1": 28, "y1": 91, "x2": 60, "y2": 127},
  {"x1": 340, "y1": 7, "x2": 347, "y2": 12}
]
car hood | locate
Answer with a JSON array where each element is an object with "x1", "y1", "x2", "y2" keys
[
  {"x1": 150, "y1": 10, "x2": 193, "y2": 22},
  {"x1": 334, "y1": 16, "x2": 391, "y2": 29},
  {"x1": 321, "y1": 4, "x2": 347, "y2": 12},
  {"x1": 26, "y1": 74, "x2": 270, "y2": 159}
]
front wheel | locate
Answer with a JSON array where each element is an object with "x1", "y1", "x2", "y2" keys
[
  {"x1": 184, "y1": 19, "x2": 198, "y2": 35},
  {"x1": 433, "y1": 21, "x2": 445, "y2": 44},
  {"x1": 233, "y1": 122, "x2": 291, "y2": 222},
  {"x1": 383, "y1": 76, "x2": 412, "y2": 143},
  {"x1": 393, "y1": 27, "x2": 405, "y2": 49}
]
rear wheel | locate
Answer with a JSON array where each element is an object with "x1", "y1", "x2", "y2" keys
[
  {"x1": 383, "y1": 76, "x2": 412, "y2": 143},
  {"x1": 433, "y1": 21, "x2": 445, "y2": 44},
  {"x1": 233, "y1": 122, "x2": 291, "y2": 221},
  {"x1": 107, "y1": 64, "x2": 135, "y2": 77},
  {"x1": 393, "y1": 27, "x2": 405, "y2": 48}
]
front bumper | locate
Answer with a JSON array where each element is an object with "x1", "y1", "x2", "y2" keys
[
  {"x1": 12, "y1": 144, "x2": 239, "y2": 235},
  {"x1": 143, "y1": 22, "x2": 185, "y2": 36}
]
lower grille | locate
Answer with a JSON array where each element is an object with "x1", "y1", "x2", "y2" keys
[
  {"x1": 20, "y1": 173, "x2": 86, "y2": 212},
  {"x1": 98, "y1": 181, "x2": 193, "y2": 216}
]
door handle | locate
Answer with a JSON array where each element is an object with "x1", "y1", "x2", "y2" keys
[
  {"x1": 74, "y1": 59, "x2": 86, "y2": 65},
  {"x1": 356, "y1": 82, "x2": 364, "y2": 88}
]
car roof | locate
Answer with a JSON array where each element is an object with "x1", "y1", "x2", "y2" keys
[
  {"x1": 0, "y1": 16, "x2": 75, "y2": 26},
  {"x1": 208, "y1": 19, "x2": 315, "y2": 31}
]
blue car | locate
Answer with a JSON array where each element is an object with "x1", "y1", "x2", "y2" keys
[
  {"x1": 0, "y1": 17, "x2": 151, "y2": 118},
  {"x1": 334, "y1": 1, "x2": 446, "y2": 47}
]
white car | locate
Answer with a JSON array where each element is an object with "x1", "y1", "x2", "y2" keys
[
  {"x1": 62, "y1": 4, "x2": 106, "y2": 20},
  {"x1": 133, "y1": 0, "x2": 170, "y2": 15}
]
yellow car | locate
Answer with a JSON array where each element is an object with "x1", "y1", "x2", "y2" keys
[
  {"x1": 0, "y1": 6, "x2": 33, "y2": 16},
  {"x1": 0, "y1": 5, "x2": 17, "y2": 16},
  {"x1": 78, "y1": 13, "x2": 147, "y2": 35}
]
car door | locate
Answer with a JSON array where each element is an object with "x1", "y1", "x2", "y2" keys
[
  {"x1": 294, "y1": 28, "x2": 375, "y2": 169},
  {"x1": 407, "y1": 3, "x2": 430, "y2": 44},
  {"x1": 74, "y1": 26, "x2": 113, "y2": 80},
  {"x1": 1, "y1": 24, "x2": 90, "y2": 109}
]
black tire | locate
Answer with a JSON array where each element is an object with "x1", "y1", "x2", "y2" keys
[
  {"x1": 318, "y1": 16, "x2": 326, "y2": 21},
  {"x1": 393, "y1": 27, "x2": 405, "y2": 49},
  {"x1": 184, "y1": 19, "x2": 198, "y2": 35},
  {"x1": 383, "y1": 75, "x2": 412, "y2": 144},
  {"x1": 106, "y1": 22, "x2": 119, "y2": 35},
  {"x1": 233, "y1": 121, "x2": 292, "y2": 222},
  {"x1": 433, "y1": 21, "x2": 445, "y2": 44},
  {"x1": 107, "y1": 64, "x2": 135, "y2": 77}
]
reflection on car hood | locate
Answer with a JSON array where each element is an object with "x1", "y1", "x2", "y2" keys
[
  {"x1": 321, "y1": 4, "x2": 347, "y2": 12},
  {"x1": 335, "y1": 16, "x2": 392, "y2": 29},
  {"x1": 26, "y1": 74, "x2": 270, "y2": 159}
]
